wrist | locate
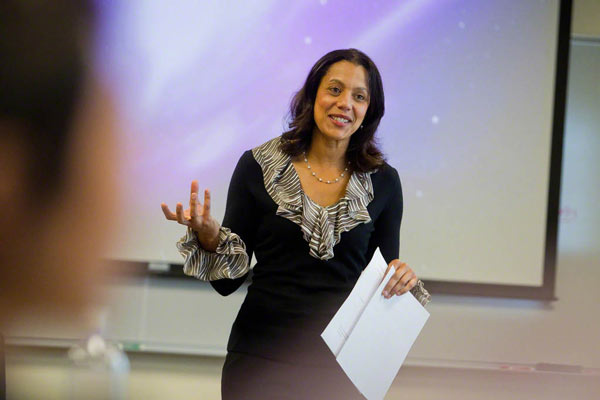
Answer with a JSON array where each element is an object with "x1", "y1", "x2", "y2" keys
[{"x1": 194, "y1": 228, "x2": 220, "y2": 252}]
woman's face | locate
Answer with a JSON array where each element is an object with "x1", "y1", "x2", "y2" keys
[{"x1": 312, "y1": 60, "x2": 370, "y2": 144}]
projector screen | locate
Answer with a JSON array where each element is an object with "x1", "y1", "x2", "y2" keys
[{"x1": 97, "y1": 0, "x2": 565, "y2": 297}]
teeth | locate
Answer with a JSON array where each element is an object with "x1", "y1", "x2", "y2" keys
[{"x1": 331, "y1": 116, "x2": 350, "y2": 123}]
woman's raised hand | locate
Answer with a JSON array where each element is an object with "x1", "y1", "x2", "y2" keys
[{"x1": 161, "y1": 180, "x2": 220, "y2": 252}]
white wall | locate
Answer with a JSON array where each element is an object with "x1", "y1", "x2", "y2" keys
[{"x1": 572, "y1": 0, "x2": 600, "y2": 37}]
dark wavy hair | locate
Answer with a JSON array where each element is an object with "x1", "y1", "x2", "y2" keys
[{"x1": 280, "y1": 48, "x2": 385, "y2": 172}]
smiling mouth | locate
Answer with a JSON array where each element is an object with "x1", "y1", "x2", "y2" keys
[{"x1": 329, "y1": 115, "x2": 351, "y2": 124}]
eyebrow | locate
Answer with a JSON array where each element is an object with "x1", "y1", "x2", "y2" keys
[{"x1": 328, "y1": 78, "x2": 368, "y2": 93}]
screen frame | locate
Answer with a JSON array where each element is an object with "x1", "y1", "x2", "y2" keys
[{"x1": 419, "y1": 0, "x2": 572, "y2": 301}]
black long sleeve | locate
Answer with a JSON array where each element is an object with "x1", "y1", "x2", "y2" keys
[
  {"x1": 210, "y1": 151, "x2": 260, "y2": 295},
  {"x1": 368, "y1": 165, "x2": 403, "y2": 264}
]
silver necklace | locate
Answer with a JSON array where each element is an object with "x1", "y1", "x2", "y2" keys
[{"x1": 303, "y1": 152, "x2": 349, "y2": 184}]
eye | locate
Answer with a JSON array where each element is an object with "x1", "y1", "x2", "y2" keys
[
  {"x1": 355, "y1": 93, "x2": 367, "y2": 101},
  {"x1": 328, "y1": 86, "x2": 341, "y2": 95}
]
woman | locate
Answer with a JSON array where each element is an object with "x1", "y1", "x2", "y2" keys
[{"x1": 162, "y1": 48, "x2": 430, "y2": 399}]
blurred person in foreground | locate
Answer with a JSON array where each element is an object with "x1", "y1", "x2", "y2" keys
[{"x1": 0, "y1": 0, "x2": 119, "y2": 331}]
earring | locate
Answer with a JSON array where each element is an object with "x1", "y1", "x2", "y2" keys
[{"x1": 360, "y1": 125, "x2": 364, "y2": 129}]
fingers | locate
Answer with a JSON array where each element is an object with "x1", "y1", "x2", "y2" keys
[
  {"x1": 162, "y1": 202, "x2": 190, "y2": 226},
  {"x1": 404, "y1": 276, "x2": 418, "y2": 294},
  {"x1": 162, "y1": 181, "x2": 208, "y2": 225},
  {"x1": 190, "y1": 193, "x2": 198, "y2": 218},
  {"x1": 202, "y1": 189, "x2": 211, "y2": 221},
  {"x1": 190, "y1": 180, "x2": 199, "y2": 197},
  {"x1": 382, "y1": 261, "x2": 403, "y2": 298},
  {"x1": 175, "y1": 203, "x2": 190, "y2": 226},
  {"x1": 383, "y1": 261, "x2": 395, "y2": 278},
  {"x1": 161, "y1": 203, "x2": 177, "y2": 220},
  {"x1": 382, "y1": 260, "x2": 417, "y2": 298},
  {"x1": 396, "y1": 275, "x2": 417, "y2": 296},
  {"x1": 189, "y1": 180, "x2": 199, "y2": 218}
]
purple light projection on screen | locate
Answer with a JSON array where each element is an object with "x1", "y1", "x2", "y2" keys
[
  {"x1": 96, "y1": 0, "x2": 439, "y2": 200},
  {"x1": 96, "y1": 0, "x2": 559, "y2": 288}
]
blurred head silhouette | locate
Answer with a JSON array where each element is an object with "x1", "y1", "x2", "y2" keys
[{"x1": 0, "y1": 0, "x2": 119, "y2": 327}]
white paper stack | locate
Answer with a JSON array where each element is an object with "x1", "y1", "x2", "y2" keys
[{"x1": 321, "y1": 248, "x2": 430, "y2": 400}]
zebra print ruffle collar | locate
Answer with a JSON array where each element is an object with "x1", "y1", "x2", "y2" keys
[{"x1": 252, "y1": 136, "x2": 374, "y2": 260}]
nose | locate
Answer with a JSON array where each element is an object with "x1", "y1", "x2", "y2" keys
[{"x1": 336, "y1": 91, "x2": 353, "y2": 112}]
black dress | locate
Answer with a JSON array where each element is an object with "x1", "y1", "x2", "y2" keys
[{"x1": 177, "y1": 137, "x2": 429, "y2": 399}]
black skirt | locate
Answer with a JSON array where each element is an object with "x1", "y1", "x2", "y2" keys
[{"x1": 221, "y1": 351, "x2": 364, "y2": 400}]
